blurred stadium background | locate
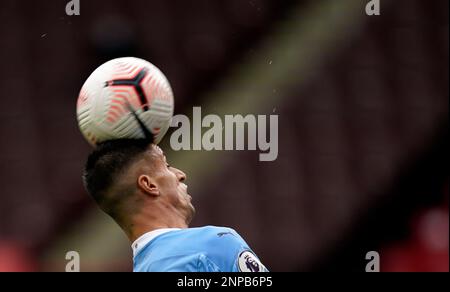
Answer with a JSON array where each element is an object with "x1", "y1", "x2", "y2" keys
[{"x1": 0, "y1": 0, "x2": 448, "y2": 272}]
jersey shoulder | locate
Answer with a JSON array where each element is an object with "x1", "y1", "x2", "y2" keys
[{"x1": 185, "y1": 226, "x2": 269, "y2": 272}]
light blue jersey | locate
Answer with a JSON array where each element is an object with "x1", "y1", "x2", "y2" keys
[{"x1": 133, "y1": 226, "x2": 268, "y2": 272}]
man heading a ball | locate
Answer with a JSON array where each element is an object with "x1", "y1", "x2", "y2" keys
[{"x1": 78, "y1": 58, "x2": 268, "y2": 272}]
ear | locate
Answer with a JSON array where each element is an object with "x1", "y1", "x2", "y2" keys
[{"x1": 137, "y1": 175, "x2": 159, "y2": 197}]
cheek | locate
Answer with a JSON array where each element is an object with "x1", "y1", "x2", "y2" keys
[
  {"x1": 160, "y1": 170, "x2": 177, "y2": 187},
  {"x1": 156, "y1": 172, "x2": 178, "y2": 196}
]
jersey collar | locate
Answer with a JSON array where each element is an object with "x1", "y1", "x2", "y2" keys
[{"x1": 132, "y1": 228, "x2": 181, "y2": 257}]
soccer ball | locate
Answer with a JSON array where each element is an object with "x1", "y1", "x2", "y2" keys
[{"x1": 76, "y1": 57, "x2": 174, "y2": 146}]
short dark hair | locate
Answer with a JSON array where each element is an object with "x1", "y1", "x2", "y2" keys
[{"x1": 83, "y1": 139, "x2": 152, "y2": 212}]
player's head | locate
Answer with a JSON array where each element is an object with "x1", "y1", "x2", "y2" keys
[{"x1": 83, "y1": 139, "x2": 195, "y2": 236}]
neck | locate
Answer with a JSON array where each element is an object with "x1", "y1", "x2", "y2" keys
[{"x1": 125, "y1": 211, "x2": 189, "y2": 243}]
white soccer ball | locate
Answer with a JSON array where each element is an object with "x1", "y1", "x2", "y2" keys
[{"x1": 76, "y1": 57, "x2": 174, "y2": 146}]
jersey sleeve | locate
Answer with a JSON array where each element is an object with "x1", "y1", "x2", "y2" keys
[{"x1": 207, "y1": 228, "x2": 269, "y2": 272}]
